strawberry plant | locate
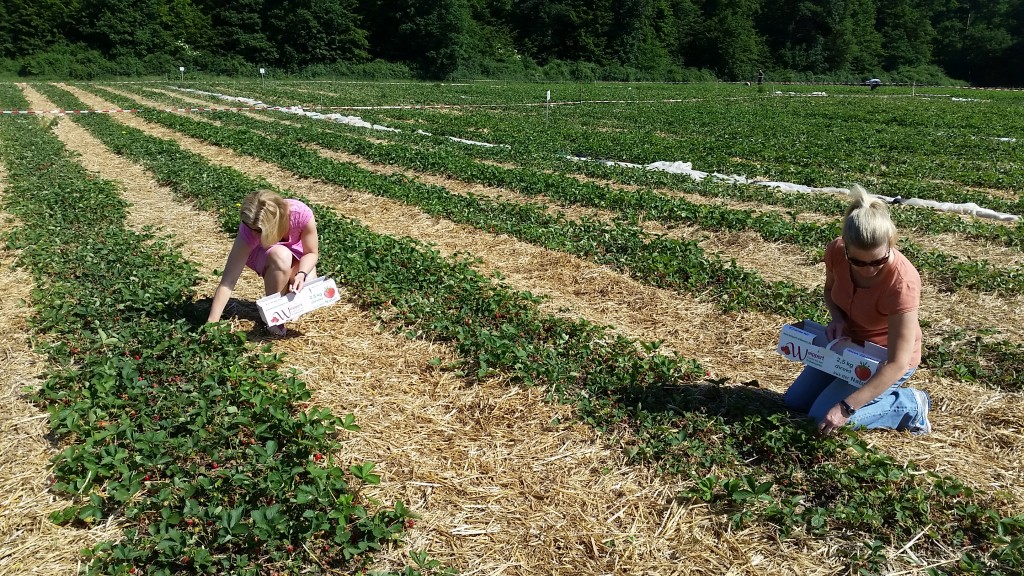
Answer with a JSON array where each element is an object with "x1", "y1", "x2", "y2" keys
[
  {"x1": 24, "y1": 82, "x2": 1024, "y2": 573},
  {"x1": 0, "y1": 92, "x2": 435, "y2": 575}
]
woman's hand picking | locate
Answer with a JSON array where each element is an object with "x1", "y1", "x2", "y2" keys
[{"x1": 818, "y1": 404, "x2": 850, "y2": 435}]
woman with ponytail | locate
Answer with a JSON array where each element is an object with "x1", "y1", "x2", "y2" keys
[
  {"x1": 784, "y1": 185, "x2": 931, "y2": 435},
  {"x1": 207, "y1": 189, "x2": 319, "y2": 336}
]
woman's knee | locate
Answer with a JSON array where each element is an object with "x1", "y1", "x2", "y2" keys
[
  {"x1": 783, "y1": 368, "x2": 833, "y2": 412},
  {"x1": 264, "y1": 246, "x2": 293, "y2": 273}
]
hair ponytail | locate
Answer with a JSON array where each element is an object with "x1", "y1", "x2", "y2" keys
[{"x1": 842, "y1": 184, "x2": 897, "y2": 250}]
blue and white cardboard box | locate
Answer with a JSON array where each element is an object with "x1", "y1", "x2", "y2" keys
[
  {"x1": 776, "y1": 319, "x2": 887, "y2": 386},
  {"x1": 256, "y1": 276, "x2": 340, "y2": 327}
]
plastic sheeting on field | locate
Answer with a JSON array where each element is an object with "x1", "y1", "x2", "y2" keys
[
  {"x1": 173, "y1": 87, "x2": 1019, "y2": 222},
  {"x1": 176, "y1": 88, "x2": 503, "y2": 146},
  {"x1": 569, "y1": 157, "x2": 1020, "y2": 222}
]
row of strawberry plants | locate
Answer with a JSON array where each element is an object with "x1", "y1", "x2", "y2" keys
[
  {"x1": 36, "y1": 84, "x2": 1024, "y2": 574},
  {"x1": 353, "y1": 96, "x2": 1024, "y2": 211},
  {"x1": 326, "y1": 110, "x2": 1024, "y2": 249},
  {"x1": 57, "y1": 85, "x2": 825, "y2": 320},
  {"x1": 112, "y1": 85, "x2": 1024, "y2": 297},
  {"x1": 0, "y1": 90, "x2": 430, "y2": 576},
  {"x1": 131, "y1": 83, "x2": 1024, "y2": 252},
  {"x1": 204, "y1": 105, "x2": 1024, "y2": 297},
  {"x1": 188, "y1": 82, "x2": 1024, "y2": 213},
  {"x1": 73, "y1": 84, "x2": 1024, "y2": 393}
]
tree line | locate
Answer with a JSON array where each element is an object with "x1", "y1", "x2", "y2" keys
[{"x1": 2, "y1": 0, "x2": 1021, "y2": 85}]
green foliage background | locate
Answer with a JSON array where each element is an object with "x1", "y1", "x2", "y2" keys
[{"x1": 1, "y1": 1, "x2": 1021, "y2": 84}]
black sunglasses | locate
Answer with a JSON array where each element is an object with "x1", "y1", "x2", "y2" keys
[{"x1": 846, "y1": 247, "x2": 891, "y2": 268}]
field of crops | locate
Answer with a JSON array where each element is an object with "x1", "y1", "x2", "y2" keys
[{"x1": 1, "y1": 80, "x2": 1022, "y2": 576}]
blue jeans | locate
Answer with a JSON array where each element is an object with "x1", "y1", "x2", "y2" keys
[{"x1": 783, "y1": 366, "x2": 922, "y2": 431}]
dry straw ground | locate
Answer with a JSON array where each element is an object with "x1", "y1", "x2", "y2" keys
[
  {"x1": 67, "y1": 79, "x2": 1024, "y2": 514},
  {"x1": 1, "y1": 82, "x2": 1021, "y2": 575},
  {"x1": 14, "y1": 85, "x2": 846, "y2": 575}
]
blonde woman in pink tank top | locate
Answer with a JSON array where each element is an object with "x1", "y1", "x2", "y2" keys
[
  {"x1": 206, "y1": 189, "x2": 319, "y2": 336},
  {"x1": 783, "y1": 185, "x2": 931, "y2": 435}
]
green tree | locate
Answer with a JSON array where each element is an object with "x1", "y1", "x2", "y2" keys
[
  {"x1": 759, "y1": 0, "x2": 830, "y2": 72},
  {"x1": 609, "y1": 0, "x2": 675, "y2": 74},
  {"x1": 659, "y1": 0, "x2": 704, "y2": 67},
  {"x1": 0, "y1": 2, "x2": 10, "y2": 58},
  {"x1": 878, "y1": 0, "x2": 936, "y2": 69},
  {"x1": 77, "y1": 0, "x2": 210, "y2": 60},
  {"x1": 933, "y1": 0, "x2": 1018, "y2": 85},
  {"x1": 509, "y1": 0, "x2": 614, "y2": 64},
  {"x1": 263, "y1": 0, "x2": 368, "y2": 68},
  {"x1": 361, "y1": 0, "x2": 472, "y2": 78},
  {"x1": 695, "y1": 0, "x2": 767, "y2": 80},
  {"x1": 195, "y1": 0, "x2": 277, "y2": 65},
  {"x1": 839, "y1": 0, "x2": 883, "y2": 74},
  {"x1": 460, "y1": 0, "x2": 525, "y2": 73},
  {"x1": 3, "y1": 0, "x2": 73, "y2": 57}
]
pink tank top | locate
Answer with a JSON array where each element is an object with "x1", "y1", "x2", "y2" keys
[{"x1": 239, "y1": 199, "x2": 314, "y2": 271}]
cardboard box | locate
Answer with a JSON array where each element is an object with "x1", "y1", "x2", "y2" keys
[
  {"x1": 256, "y1": 276, "x2": 341, "y2": 327},
  {"x1": 776, "y1": 320, "x2": 887, "y2": 386}
]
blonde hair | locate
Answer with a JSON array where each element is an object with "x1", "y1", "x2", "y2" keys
[
  {"x1": 240, "y1": 189, "x2": 290, "y2": 248},
  {"x1": 842, "y1": 184, "x2": 897, "y2": 250}
]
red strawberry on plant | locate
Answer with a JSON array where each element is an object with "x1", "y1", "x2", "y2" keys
[{"x1": 854, "y1": 363, "x2": 871, "y2": 381}]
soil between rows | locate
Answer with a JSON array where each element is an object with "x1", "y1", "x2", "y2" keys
[
  {"x1": 16, "y1": 85, "x2": 849, "y2": 575},
  {"x1": 59, "y1": 83, "x2": 1024, "y2": 512}
]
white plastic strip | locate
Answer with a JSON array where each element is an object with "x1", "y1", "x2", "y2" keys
[
  {"x1": 169, "y1": 87, "x2": 1018, "y2": 222},
  {"x1": 569, "y1": 157, "x2": 1020, "y2": 222},
  {"x1": 175, "y1": 87, "x2": 509, "y2": 146}
]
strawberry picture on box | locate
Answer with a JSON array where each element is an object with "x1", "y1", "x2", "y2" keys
[
  {"x1": 776, "y1": 319, "x2": 887, "y2": 386},
  {"x1": 256, "y1": 276, "x2": 341, "y2": 327}
]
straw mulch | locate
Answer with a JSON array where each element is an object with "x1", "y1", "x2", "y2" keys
[
  {"x1": 48, "y1": 83, "x2": 1024, "y2": 568},
  {"x1": 0, "y1": 162, "x2": 125, "y2": 576},
  {"x1": 62, "y1": 83, "x2": 1024, "y2": 503},
  {"x1": 36, "y1": 84, "x2": 859, "y2": 575}
]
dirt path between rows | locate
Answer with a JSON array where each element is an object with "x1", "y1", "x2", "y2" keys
[
  {"x1": 63, "y1": 84, "x2": 1024, "y2": 509},
  {"x1": 19, "y1": 86, "x2": 853, "y2": 575},
  {"x1": 51, "y1": 84, "x2": 1024, "y2": 549},
  {"x1": 0, "y1": 148, "x2": 124, "y2": 576}
]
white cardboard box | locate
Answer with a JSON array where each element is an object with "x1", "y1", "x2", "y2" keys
[
  {"x1": 776, "y1": 320, "x2": 887, "y2": 386},
  {"x1": 256, "y1": 276, "x2": 341, "y2": 327}
]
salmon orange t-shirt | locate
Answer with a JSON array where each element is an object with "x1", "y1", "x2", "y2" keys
[{"x1": 826, "y1": 238, "x2": 922, "y2": 369}]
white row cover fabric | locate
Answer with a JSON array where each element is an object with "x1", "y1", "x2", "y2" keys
[
  {"x1": 569, "y1": 157, "x2": 1020, "y2": 222},
  {"x1": 173, "y1": 87, "x2": 1019, "y2": 222}
]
